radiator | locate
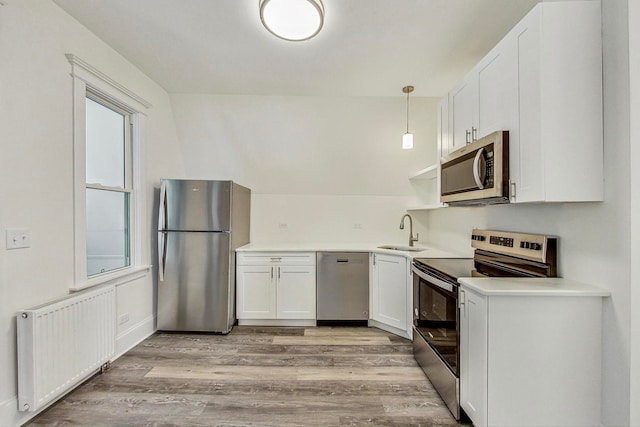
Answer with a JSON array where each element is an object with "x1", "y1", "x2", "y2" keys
[{"x1": 17, "y1": 285, "x2": 116, "y2": 412}]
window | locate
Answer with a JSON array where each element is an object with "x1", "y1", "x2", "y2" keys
[
  {"x1": 68, "y1": 54, "x2": 151, "y2": 290},
  {"x1": 85, "y1": 95, "x2": 132, "y2": 276}
]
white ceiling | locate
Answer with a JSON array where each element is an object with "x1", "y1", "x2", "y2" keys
[{"x1": 52, "y1": 0, "x2": 540, "y2": 97}]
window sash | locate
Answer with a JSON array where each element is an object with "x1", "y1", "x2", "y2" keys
[
  {"x1": 85, "y1": 94, "x2": 134, "y2": 279},
  {"x1": 85, "y1": 91, "x2": 133, "y2": 191}
]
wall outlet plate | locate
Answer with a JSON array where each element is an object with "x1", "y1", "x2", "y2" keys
[{"x1": 6, "y1": 228, "x2": 31, "y2": 249}]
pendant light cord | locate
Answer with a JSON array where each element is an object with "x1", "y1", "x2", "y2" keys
[{"x1": 406, "y1": 90, "x2": 410, "y2": 133}]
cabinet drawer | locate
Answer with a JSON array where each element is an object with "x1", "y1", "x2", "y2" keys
[{"x1": 237, "y1": 252, "x2": 316, "y2": 266}]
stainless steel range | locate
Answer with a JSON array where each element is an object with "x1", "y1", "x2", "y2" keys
[{"x1": 411, "y1": 229, "x2": 557, "y2": 420}]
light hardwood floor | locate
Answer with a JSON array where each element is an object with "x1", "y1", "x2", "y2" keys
[{"x1": 28, "y1": 326, "x2": 466, "y2": 426}]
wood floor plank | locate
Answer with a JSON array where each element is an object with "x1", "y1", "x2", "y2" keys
[
  {"x1": 272, "y1": 335, "x2": 392, "y2": 346},
  {"x1": 295, "y1": 366, "x2": 427, "y2": 381},
  {"x1": 146, "y1": 365, "x2": 426, "y2": 382},
  {"x1": 304, "y1": 326, "x2": 396, "y2": 337},
  {"x1": 236, "y1": 343, "x2": 412, "y2": 355},
  {"x1": 145, "y1": 365, "x2": 299, "y2": 381}
]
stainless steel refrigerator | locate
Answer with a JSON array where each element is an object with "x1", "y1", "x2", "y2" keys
[{"x1": 157, "y1": 179, "x2": 250, "y2": 333}]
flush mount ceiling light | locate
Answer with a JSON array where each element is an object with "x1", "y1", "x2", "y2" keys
[
  {"x1": 259, "y1": 0, "x2": 325, "y2": 42},
  {"x1": 402, "y1": 85, "x2": 414, "y2": 149}
]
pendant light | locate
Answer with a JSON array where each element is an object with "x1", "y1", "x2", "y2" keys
[
  {"x1": 402, "y1": 85, "x2": 414, "y2": 149},
  {"x1": 259, "y1": 0, "x2": 325, "y2": 42}
]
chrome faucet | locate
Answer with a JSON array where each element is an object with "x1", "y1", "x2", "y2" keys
[{"x1": 399, "y1": 214, "x2": 419, "y2": 247}]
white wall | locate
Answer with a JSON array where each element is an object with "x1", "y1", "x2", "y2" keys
[
  {"x1": 415, "y1": 0, "x2": 632, "y2": 425},
  {"x1": 170, "y1": 94, "x2": 438, "y2": 244},
  {"x1": 0, "y1": 1, "x2": 184, "y2": 425},
  {"x1": 628, "y1": 0, "x2": 640, "y2": 423}
]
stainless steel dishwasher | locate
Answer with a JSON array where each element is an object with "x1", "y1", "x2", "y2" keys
[{"x1": 316, "y1": 252, "x2": 369, "y2": 326}]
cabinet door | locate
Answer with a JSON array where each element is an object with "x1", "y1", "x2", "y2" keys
[
  {"x1": 276, "y1": 265, "x2": 316, "y2": 319},
  {"x1": 511, "y1": 7, "x2": 545, "y2": 203},
  {"x1": 236, "y1": 265, "x2": 276, "y2": 319},
  {"x1": 437, "y1": 96, "x2": 450, "y2": 160},
  {"x1": 449, "y1": 75, "x2": 477, "y2": 154},
  {"x1": 476, "y1": 41, "x2": 516, "y2": 140},
  {"x1": 372, "y1": 254, "x2": 407, "y2": 330},
  {"x1": 459, "y1": 287, "x2": 488, "y2": 427}
]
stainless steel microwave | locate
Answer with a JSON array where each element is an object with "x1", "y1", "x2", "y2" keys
[{"x1": 440, "y1": 131, "x2": 509, "y2": 206}]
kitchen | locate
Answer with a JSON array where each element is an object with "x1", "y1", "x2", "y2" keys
[{"x1": 1, "y1": 0, "x2": 639, "y2": 426}]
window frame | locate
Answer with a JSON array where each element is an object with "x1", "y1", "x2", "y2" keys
[{"x1": 68, "y1": 54, "x2": 151, "y2": 291}]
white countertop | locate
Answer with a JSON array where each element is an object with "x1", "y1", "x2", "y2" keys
[
  {"x1": 236, "y1": 242, "x2": 468, "y2": 259},
  {"x1": 458, "y1": 277, "x2": 610, "y2": 297}
]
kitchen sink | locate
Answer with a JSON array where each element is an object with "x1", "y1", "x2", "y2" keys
[{"x1": 377, "y1": 245, "x2": 426, "y2": 252}]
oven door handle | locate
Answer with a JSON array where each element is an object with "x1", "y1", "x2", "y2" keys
[{"x1": 411, "y1": 266, "x2": 455, "y2": 293}]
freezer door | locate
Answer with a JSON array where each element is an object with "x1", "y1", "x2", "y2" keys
[
  {"x1": 161, "y1": 179, "x2": 231, "y2": 231},
  {"x1": 157, "y1": 231, "x2": 232, "y2": 332}
]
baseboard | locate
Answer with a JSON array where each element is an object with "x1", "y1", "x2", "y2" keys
[
  {"x1": 115, "y1": 315, "x2": 155, "y2": 359},
  {"x1": 0, "y1": 396, "x2": 29, "y2": 427},
  {"x1": 237, "y1": 319, "x2": 316, "y2": 327},
  {"x1": 368, "y1": 319, "x2": 411, "y2": 340}
]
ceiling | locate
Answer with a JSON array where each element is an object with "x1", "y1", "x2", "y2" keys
[{"x1": 52, "y1": 0, "x2": 540, "y2": 97}]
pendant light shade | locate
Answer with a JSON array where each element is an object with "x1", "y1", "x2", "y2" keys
[
  {"x1": 402, "y1": 132, "x2": 414, "y2": 149},
  {"x1": 402, "y1": 85, "x2": 414, "y2": 149},
  {"x1": 259, "y1": 0, "x2": 325, "y2": 42}
]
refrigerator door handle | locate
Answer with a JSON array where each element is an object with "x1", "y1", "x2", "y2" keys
[
  {"x1": 158, "y1": 231, "x2": 168, "y2": 282},
  {"x1": 159, "y1": 180, "x2": 168, "y2": 231}
]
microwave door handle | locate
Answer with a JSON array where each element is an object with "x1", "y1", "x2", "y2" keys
[{"x1": 473, "y1": 147, "x2": 486, "y2": 190}]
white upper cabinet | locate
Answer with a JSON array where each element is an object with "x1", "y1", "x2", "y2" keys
[
  {"x1": 445, "y1": 36, "x2": 516, "y2": 157},
  {"x1": 441, "y1": 1, "x2": 603, "y2": 203},
  {"x1": 449, "y1": 75, "x2": 477, "y2": 153},
  {"x1": 437, "y1": 96, "x2": 450, "y2": 160},
  {"x1": 509, "y1": 1, "x2": 603, "y2": 203},
  {"x1": 475, "y1": 42, "x2": 517, "y2": 141}
]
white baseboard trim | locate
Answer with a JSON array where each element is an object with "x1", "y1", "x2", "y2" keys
[
  {"x1": 115, "y1": 315, "x2": 155, "y2": 359},
  {"x1": 1, "y1": 396, "x2": 30, "y2": 427},
  {"x1": 368, "y1": 320, "x2": 411, "y2": 340},
  {"x1": 237, "y1": 319, "x2": 316, "y2": 327}
]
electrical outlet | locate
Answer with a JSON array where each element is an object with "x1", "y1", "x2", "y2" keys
[
  {"x1": 353, "y1": 223, "x2": 363, "y2": 229},
  {"x1": 6, "y1": 228, "x2": 31, "y2": 249},
  {"x1": 278, "y1": 223, "x2": 288, "y2": 229},
  {"x1": 119, "y1": 313, "x2": 130, "y2": 325}
]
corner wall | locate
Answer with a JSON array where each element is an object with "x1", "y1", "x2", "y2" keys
[{"x1": 0, "y1": 2, "x2": 184, "y2": 425}]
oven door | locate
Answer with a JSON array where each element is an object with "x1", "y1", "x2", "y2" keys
[{"x1": 412, "y1": 266, "x2": 459, "y2": 376}]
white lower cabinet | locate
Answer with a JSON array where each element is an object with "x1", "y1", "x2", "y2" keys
[
  {"x1": 276, "y1": 265, "x2": 316, "y2": 319},
  {"x1": 459, "y1": 284, "x2": 604, "y2": 427},
  {"x1": 459, "y1": 286, "x2": 488, "y2": 426},
  {"x1": 236, "y1": 252, "x2": 316, "y2": 321},
  {"x1": 371, "y1": 253, "x2": 409, "y2": 334},
  {"x1": 236, "y1": 265, "x2": 277, "y2": 319}
]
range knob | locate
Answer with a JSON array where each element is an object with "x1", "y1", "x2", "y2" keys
[{"x1": 520, "y1": 241, "x2": 542, "y2": 250}]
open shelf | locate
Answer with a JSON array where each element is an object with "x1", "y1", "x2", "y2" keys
[
  {"x1": 407, "y1": 203, "x2": 446, "y2": 211},
  {"x1": 409, "y1": 163, "x2": 438, "y2": 180}
]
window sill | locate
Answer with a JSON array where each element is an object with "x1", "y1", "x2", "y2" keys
[{"x1": 70, "y1": 265, "x2": 152, "y2": 292}]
